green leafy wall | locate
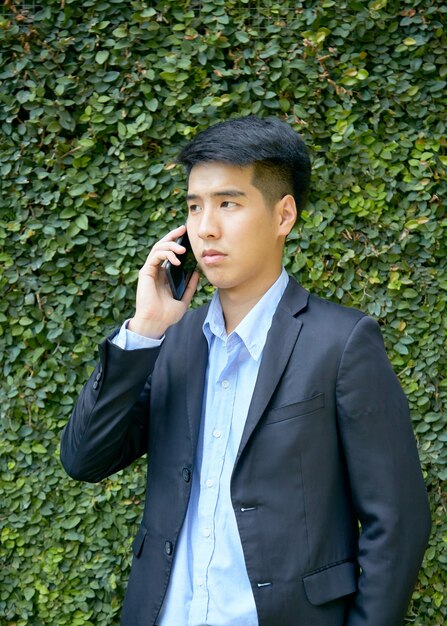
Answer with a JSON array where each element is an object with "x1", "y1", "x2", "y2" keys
[{"x1": 1, "y1": 0, "x2": 446, "y2": 624}]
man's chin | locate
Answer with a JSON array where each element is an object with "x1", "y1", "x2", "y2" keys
[{"x1": 200, "y1": 267, "x2": 225, "y2": 289}]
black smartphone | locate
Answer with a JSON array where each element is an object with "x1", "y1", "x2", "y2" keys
[{"x1": 163, "y1": 231, "x2": 197, "y2": 300}]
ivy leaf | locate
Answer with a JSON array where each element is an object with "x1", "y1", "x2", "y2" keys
[
  {"x1": 76, "y1": 215, "x2": 89, "y2": 230},
  {"x1": 95, "y1": 50, "x2": 110, "y2": 65},
  {"x1": 60, "y1": 516, "x2": 82, "y2": 530}
]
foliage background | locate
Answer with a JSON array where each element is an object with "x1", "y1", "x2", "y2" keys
[{"x1": 1, "y1": 0, "x2": 446, "y2": 624}]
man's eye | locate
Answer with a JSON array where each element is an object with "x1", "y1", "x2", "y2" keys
[
  {"x1": 221, "y1": 201, "x2": 236, "y2": 209},
  {"x1": 188, "y1": 204, "x2": 201, "y2": 213}
]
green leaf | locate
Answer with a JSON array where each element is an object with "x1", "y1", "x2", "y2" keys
[
  {"x1": 235, "y1": 31, "x2": 249, "y2": 44},
  {"x1": 23, "y1": 588, "x2": 35, "y2": 601},
  {"x1": 16, "y1": 90, "x2": 31, "y2": 104},
  {"x1": 75, "y1": 215, "x2": 89, "y2": 230},
  {"x1": 60, "y1": 516, "x2": 82, "y2": 530},
  {"x1": 112, "y1": 26, "x2": 128, "y2": 38},
  {"x1": 69, "y1": 185, "x2": 86, "y2": 197},
  {"x1": 105, "y1": 266, "x2": 120, "y2": 276},
  {"x1": 369, "y1": 0, "x2": 387, "y2": 9},
  {"x1": 95, "y1": 50, "x2": 110, "y2": 65}
]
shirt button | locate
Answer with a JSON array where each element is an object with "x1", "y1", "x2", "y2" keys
[
  {"x1": 203, "y1": 528, "x2": 210, "y2": 538},
  {"x1": 222, "y1": 379, "x2": 229, "y2": 389},
  {"x1": 164, "y1": 541, "x2": 173, "y2": 556},
  {"x1": 182, "y1": 468, "x2": 191, "y2": 482},
  {"x1": 213, "y1": 429, "x2": 221, "y2": 438},
  {"x1": 205, "y1": 479, "x2": 214, "y2": 488},
  {"x1": 197, "y1": 576, "x2": 204, "y2": 587}
]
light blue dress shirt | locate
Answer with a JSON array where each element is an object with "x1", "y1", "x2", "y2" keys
[{"x1": 113, "y1": 269, "x2": 289, "y2": 626}]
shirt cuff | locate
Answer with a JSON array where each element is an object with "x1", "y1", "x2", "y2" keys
[{"x1": 112, "y1": 320, "x2": 165, "y2": 350}]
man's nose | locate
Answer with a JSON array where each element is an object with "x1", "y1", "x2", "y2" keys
[{"x1": 197, "y1": 207, "x2": 220, "y2": 239}]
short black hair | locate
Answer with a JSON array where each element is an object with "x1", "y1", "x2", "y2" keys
[{"x1": 177, "y1": 115, "x2": 311, "y2": 215}]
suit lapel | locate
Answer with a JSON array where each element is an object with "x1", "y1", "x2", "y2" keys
[
  {"x1": 235, "y1": 278, "x2": 309, "y2": 464},
  {"x1": 186, "y1": 306, "x2": 209, "y2": 453}
]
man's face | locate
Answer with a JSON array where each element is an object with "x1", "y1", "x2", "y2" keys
[{"x1": 186, "y1": 162, "x2": 291, "y2": 300}]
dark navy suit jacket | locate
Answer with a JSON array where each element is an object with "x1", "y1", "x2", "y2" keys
[{"x1": 61, "y1": 277, "x2": 431, "y2": 626}]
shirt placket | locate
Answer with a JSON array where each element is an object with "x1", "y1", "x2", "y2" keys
[{"x1": 188, "y1": 335, "x2": 241, "y2": 624}]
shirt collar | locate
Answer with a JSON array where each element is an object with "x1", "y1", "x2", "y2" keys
[{"x1": 202, "y1": 269, "x2": 289, "y2": 361}]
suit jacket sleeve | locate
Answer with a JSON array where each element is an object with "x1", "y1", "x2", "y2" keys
[
  {"x1": 336, "y1": 316, "x2": 431, "y2": 626},
  {"x1": 60, "y1": 333, "x2": 161, "y2": 483}
]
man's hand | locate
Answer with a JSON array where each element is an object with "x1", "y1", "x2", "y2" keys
[{"x1": 128, "y1": 225, "x2": 199, "y2": 339}]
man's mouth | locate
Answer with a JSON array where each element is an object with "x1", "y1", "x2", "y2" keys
[{"x1": 202, "y1": 249, "x2": 227, "y2": 265}]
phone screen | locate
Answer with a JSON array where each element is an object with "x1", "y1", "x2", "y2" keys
[{"x1": 163, "y1": 231, "x2": 197, "y2": 300}]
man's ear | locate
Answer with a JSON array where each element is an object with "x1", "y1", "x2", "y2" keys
[{"x1": 277, "y1": 194, "x2": 297, "y2": 237}]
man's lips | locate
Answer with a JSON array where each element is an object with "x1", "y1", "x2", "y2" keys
[{"x1": 201, "y1": 249, "x2": 227, "y2": 265}]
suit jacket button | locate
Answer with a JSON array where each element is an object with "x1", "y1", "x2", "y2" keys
[
  {"x1": 93, "y1": 381, "x2": 99, "y2": 390},
  {"x1": 182, "y1": 468, "x2": 191, "y2": 482},
  {"x1": 165, "y1": 541, "x2": 173, "y2": 556}
]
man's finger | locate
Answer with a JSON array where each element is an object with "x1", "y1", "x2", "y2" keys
[{"x1": 158, "y1": 223, "x2": 186, "y2": 244}]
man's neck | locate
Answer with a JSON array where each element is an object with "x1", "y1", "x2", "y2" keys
[{"x1": 218, "y1": 271, "x2": 283, "y2": 335}]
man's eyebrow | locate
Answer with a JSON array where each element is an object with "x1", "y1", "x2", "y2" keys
[{"x1": 186, "y1": 189, "x2": 247, "y2": 201}]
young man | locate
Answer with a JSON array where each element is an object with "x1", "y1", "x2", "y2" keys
[{"x1": 61, "y1": 116, "x2": 431, "y2": 626}]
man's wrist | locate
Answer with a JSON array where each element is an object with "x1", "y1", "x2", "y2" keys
[{"x1": 127, "y1": 316, "x2": 167, "y2": 340}]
